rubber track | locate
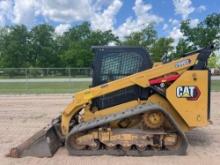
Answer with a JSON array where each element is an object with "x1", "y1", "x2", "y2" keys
[{"x1": 65, "y1": 103, "x2": 188, "y2": 156}]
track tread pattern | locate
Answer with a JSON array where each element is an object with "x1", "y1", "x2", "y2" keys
[{"x1": 66, "y1": 103, "x2": 188, "y2": 156}]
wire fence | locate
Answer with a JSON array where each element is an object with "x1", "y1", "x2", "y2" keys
[
  {"x1": 0, "y1": 68, "x2": 92, "y2": 94},
  {"x1": 0, "y1": 68, "x2": 219, "y2": 94},
  {"x1": 0, "y1": 68, "x2": 92, "y2": 79}
]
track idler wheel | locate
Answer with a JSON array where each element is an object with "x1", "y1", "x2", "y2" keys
[
  {"x1": 69, "y1": 133, "x2": 86, "y2": 150},
  {"x1": 143, "y1": 111, "x2": 164, "y2": 129}
]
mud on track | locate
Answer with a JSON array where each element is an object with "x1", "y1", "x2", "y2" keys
[{"x1": 0, "y1": 93, "x2": 220, "y2": 165}]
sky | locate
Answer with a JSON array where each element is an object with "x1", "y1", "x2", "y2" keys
[{"x1": 0, "y1": 0, "x2": 219, "y2": 44}]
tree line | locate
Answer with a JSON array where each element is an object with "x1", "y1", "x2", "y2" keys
[{"x1": 0, "y1": 13, "x2": 219, "y2": 68}]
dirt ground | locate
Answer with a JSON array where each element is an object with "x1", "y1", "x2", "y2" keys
[{"x1": 0, "y1": 93, "x2": 220, "y2": 165}]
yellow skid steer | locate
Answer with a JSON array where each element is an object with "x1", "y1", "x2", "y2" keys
[{"x1": 7, "y1": 45, "x2": 213, "y2": 157}]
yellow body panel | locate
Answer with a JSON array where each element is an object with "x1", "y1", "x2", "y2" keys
[
  {"x1": 166, "y1": 70, "x2": 209, "y2": 127},
  {"x1": 147, "y1": 94, "x2": 190, "y2": 132},
  {"x1": 81, "y1": 94, "x2": 190, "y2": 132},
  {"x1": 83, "y1": 100, "x2": 144, "y2": 121},
  {"x1": 61, "y1": 54, "x2": 199, "y2": 135}
]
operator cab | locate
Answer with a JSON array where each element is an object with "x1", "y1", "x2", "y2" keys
[{"x1": 91, "y1": 46, "x2": 153, "y2": 110}]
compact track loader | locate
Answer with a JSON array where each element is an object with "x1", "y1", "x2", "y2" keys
[{"x1": 7, "y1": 46, "x2": 213, "y2": 158}]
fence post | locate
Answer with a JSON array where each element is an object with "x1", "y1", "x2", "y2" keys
[
  {"x1": 25, "y1": 68, "x2": 28, "y2": 93},
  {"x1": 68, "y1": 68, "x2": 71, "y2": 92}
]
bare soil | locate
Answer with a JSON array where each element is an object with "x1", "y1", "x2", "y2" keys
[{"x1": 0, "y1": 93, "x2": 220, "y2": 165}]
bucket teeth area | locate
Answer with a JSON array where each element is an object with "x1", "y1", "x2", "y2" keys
[{"x1": 7, "y1": 123, "x2": 62, "y2": 158}]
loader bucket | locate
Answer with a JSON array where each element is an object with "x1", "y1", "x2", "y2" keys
[{"x1": 6, "y1": 122, "x2": 62, "y2": 158}]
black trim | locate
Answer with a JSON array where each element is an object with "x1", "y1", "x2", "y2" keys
[
  {"x1": 181, "y1": 46, "x2": 213, "y2": 70},
  {"x1": 91, "y1": 45, "x2": 146, "y2": 49},
  {"x1": 149, "y1": 86, "x2": 166, "y2": 98},
  {"x1": 91, "y1": 46, "x2": 153, "y2": 86},
  {"x1": 193, "y1": 47, "x2": 213, "y2": 70},
  {"x1": 91, "y1": 46, "x2": 153, "y2": 110},
  {"x1": 182, "y1": 45, "x2": 214, "y2": 57},
  {"x1": 208, "y1": 69, "x2": 211, "y2": 120}
]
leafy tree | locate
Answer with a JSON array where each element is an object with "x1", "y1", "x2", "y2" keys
[
  {"x1": 175, "y1": 39, "x2": 194, "y2": 55},
  {"x1": 66, "y1": 22, "x2": 91, "y2": 42},
  {"x1": 0, "y1": 27, "x2": 8, "y2": 66},
  {"x1": 171, "y1": 38, "x2": 196, "y2": 59},
  {"x1": 180, "y1": 13, "x2": 220, "y2": 49},
  {"x1": 88, "y1": 30, "x2": 119, "y2": 46},
  {"x1": 123, "y1": 24, "x2": 157, "y2": 49},
  {"x1": 61, "y1": 42, "x2": 90, "y2": 67},
  {"x1": 150, "y1": 37, "x2": 174, "y2": 62},
  {"x1": 0, "y1": 25, "x2": 30, "y2": 67},
  {"x1": 58, "y1": 22, "x2": 92, "y2": 67},
  {"x1": 59, "y1": 22, "x2": 119, "y2": 67},
  {"x1": 29, "y1": 24, "x2": 60, "y2": 67},
  {"x1": 208, "y1": 54, "x2": 220, "y2": 68},
  {"x1": 58, "y1": 22, "x2": 91, "y2": 52},
  {"x1": 0, "y1": 14, "x2": 219, "y2": 68}
]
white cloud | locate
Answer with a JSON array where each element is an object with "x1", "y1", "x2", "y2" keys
[
  {"x1": 0, "y1": 0, "x2": 162, "y2": 39},
  {"x1": 167, "y1": 18, "x2": 199, "y2": 46},
  {"x1": 169, "y1": 26, "x2": 184, "y2": 46},
  {"x1": 108, "y1": 41, "x2": 117, "y2": 46},
  {"x1": 163, "y1": 24, "x2": 168, "y2": 31},
  {"x1": 162, "y1": 19, "x2": 180, "y2": 35},
  {"x1": 55, "y1": 24, "x2": 71, "y2": 35},
  {"x1": 92, "y1": 0, "x2": 115, "y2": 12},
  {"x1": 115, "y1": 0, "x2": 163, "y2": 38},
  {"x1": 0, "y1": 0, "x2": 120, "y2": 27},
  {"x1": 40, "y1": 0, "x2": 94, "y2": 23},
  {"x1": 173, "y1": 0, "x2": 195, "y2": 19},
  {"x1": 0, "y1": 0, "x2": 13, "y2": 26},
  {"x1": 13, "y1": 0, "x2": 38, "y2": 25},
  {"x1": 170, "y1": 0, "x2": 198, "y2": 45},
  {"x1": 91, "y1": 0, "x2": 122, "y2": 31},
  {"x1": 169, "y1": 18, "x2": 179, "y2": 26},
  {"x1": 189, "y1": 18, "x2": 199, "y2": 28},
  {"x1": 198, "y1": 5, "x2": 206, "y2": 12}
]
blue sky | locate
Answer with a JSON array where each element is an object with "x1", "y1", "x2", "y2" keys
[
  {"x1": 0, "y1": 0, "x2": 219, "y2": 43},
  {"x1": 114, "y1": 0, "x2": 219, "y2": 37}
]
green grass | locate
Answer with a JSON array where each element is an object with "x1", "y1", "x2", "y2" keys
[
  {"x1": 211, "y1": 80, "x2": 220, "y2": 91},
  {"x1": 0, "y1": 81, "x2": 90, "y2": 94},
  {"x1": 0, "y1": 80, "x2": 220, "y2": 94},
  {"x1": 0, "y1": 75, "x2": 90, "y2": 79}
]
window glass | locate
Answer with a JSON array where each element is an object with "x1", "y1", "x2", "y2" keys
[{"x1": 100, "y1": 52, "x2": 143, "y2": 82}]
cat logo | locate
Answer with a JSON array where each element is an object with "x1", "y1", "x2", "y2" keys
[{"x1": 176, "y1": 86, "x2": 196, "y2": 98}]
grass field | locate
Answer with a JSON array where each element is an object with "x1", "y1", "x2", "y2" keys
[
  {"x1": 211, "y1": 80, "x2": 220, "y2": 91},
  {"x1": 0, "y1": 80, "x2": 220, "y2": 94},
  {"x1": 0, "y1": 81, "x2": 90, "y2": 94}
]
